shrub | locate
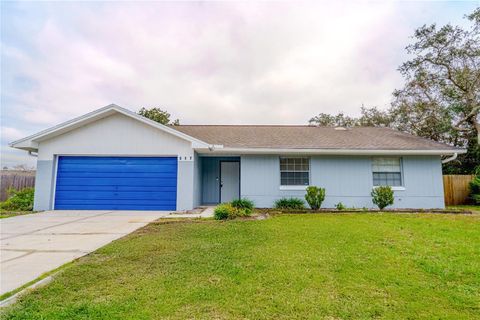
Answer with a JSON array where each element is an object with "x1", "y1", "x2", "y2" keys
[
  {"x1": 231, "y1": 198, "x2": 254, "y2": 215},
  {"x1": 371, "y1": 186, "x2": 394, "y2": 210},
  {"x1": 214, "y1": 203, "x2": 236, "y2": 220},
  {"x1": 0, "y1": 187, "x2": 35, "y2": 211},
  {"x1": 469, "y1": 166, "x2": 480, "y2": 204},
  {"x1": 274, "y1": 197, "x2": 305, "y2": 210},
  {"x1": 335, "y1": 202, "x2": 346, "y2": 210},
  {"x1": 304, "y1": 186, "x2": 326, "y2": 210},
  {"x1": 214, "y1": 201, "x2": 253, "y2": 220}
]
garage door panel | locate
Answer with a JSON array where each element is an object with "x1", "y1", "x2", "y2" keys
[
  {"x1": 59, "y1": 157, "x2": 178, "y2": 165},
  {"x1": 55, "y1": 204, "x2": 176, "y2": 210},
  {"x1": 56, "y1": 177, "x2": 177, "y2": 187},
  {"x1": 56, "y1": 171, "x2": 177, "y2": 179},
  {"x1": 55, "y1": 185, "x2": 177, "y2": 192},
  {"x1": 58, "y1": 164, "x2": 178, "y2": 173},
  {"x1": 55, "y1": 191, "x2": 176, "y2": 200},
  {"x1": 55, "y1": 199, "x2": 176, "y2": 206},
  {"x1": 54, "y1": 156, "x2": 177, "y2": 210}
]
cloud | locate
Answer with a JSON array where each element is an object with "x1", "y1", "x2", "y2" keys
[
  {"x1": 1, "y1": 127, "x2": 25, "y2": 141},
  {"x1": 1, "y1": 1, "x2": 477, "y2": 166}
]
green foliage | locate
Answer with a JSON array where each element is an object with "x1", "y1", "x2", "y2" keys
[
  {"x1": 371, "y1": 186, "x2": 394, "y2": 210},
  {"x1": 214, "y1": 203, "x2": 235, "y2": 220},
  {"x1": 309, "y1": 8, "x2": 480, "y2": 174},
  {"x1": 304, "y1": 186, "x2": 326, "y2": 210},
  {"x1": 274, "y1": 197, "x2": 305, "y2": 210},
  {"x1": 138, "y1": 107, "x2": 180, "y2": 125},
  {"x1": 214, "y1": 201, "x2": 253, "y2": 220},
  {"x1": 335, "y1": 202, "x2": 346, "y2": 210},
  {"x1": 231, "y1": 198, "x2": 254, "y2": 215},
  {"x1": 469, "y1": 166, "x2": 480, "y2": 204},
  {"x1": 0, "y1": 187, "x2": 34, "y2": 211}
]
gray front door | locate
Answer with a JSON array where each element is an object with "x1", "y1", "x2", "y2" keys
[{"x1": 220, "y1": 161, "x2": 240, "y2": 203}]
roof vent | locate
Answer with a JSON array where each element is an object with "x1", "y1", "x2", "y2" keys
[{"x1": 334, "y1": 127, "x2": 348, "y2": 131}]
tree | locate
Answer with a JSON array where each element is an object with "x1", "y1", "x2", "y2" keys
[
  {"x1": 309, "y1": 106, "x2": 392, "y2": 127},
  {"x1": 308, "y1": 112, "x2": 358, "y2": 127},
  {"x1": 391, "y1": 8, "x2": 480, "y2": 173},
  {"x1": 138, "y1": 107, "x2": 180, "y2": 125},
  {"x1": 13, "y1": 164, "x2": 33, "y2": 171},
  {"x1": 396, "y1": 8, "x2": 479, "y2": 145},
  {"x1": 308, "y1": 8, "x2": 480, "y2": 174}
]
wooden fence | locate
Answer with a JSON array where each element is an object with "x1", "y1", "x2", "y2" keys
[
  {"x1": 443, "y1": 175, "x2": 474, "y2": 206},
  {"x1": 0, "y1": 170, "x2": 36, "y2": 201}
]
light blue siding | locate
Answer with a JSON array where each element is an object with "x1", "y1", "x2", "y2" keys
[
  {"x1": 201, "y1": 157, "x2": 240, "y2": 204},
  {"x1": 241, "y1": 155, "x2": 445, "y2": 209},
  {"x1": 193, "y1": 152, "x2": 202, "y2": 207},
  {"x1": 33, "y1": 160, "x2": 55, "y2": 211}
]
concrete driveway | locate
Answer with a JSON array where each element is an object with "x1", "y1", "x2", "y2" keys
[{"x1": 0, "y1": 210, "x2": 170, "y2": 295}]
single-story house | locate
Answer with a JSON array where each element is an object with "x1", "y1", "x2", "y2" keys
[{"x1": 10, "y1": 104, "x2": 466, "y2": 211}]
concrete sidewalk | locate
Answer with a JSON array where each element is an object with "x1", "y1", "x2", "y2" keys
[{"x1": 0, "y1": 210, "x2": 170, "y2": 296}]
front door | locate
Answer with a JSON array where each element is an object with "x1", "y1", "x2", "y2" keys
[{"x1": 220, "y1": 161, "x2": 240, "y2": 203}]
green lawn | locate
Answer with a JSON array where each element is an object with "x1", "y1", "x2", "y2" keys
[
  {"x1": 3, "y1": 214, "x2": 480, "y2": 319},
  {"x1": 0, "y1": 211, "x2": 36, "y2": 219},
  {"x1": 448, "y1": 205, "x2": 480, "y2": 214}
]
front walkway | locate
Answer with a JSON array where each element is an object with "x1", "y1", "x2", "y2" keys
[{"x1": 0, "y1": 210, "x2": 172, "y2": 296}]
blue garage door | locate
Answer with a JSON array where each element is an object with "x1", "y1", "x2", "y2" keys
[{"x1": 54, "y1": 156, "x2": 177, "y2": 210}]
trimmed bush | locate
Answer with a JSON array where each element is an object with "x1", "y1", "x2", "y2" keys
[
  {"x1": 335, "y1": 202, "x2": 346, "y2": 211},
  {"x1": 274, "y1": 198, "x2": 305, "y2": 210},
  {"x1": 0, "y1": 187, "x2": 35, "y2": 211},
  {"x1": 214, "y1": 203, "x2": 236, "y2": 220},
  {"x1": 469, "y1": 166, "x2": 480, "y2": 204},
  {"x1": 214, "y1": 201, "x2": 253, "y2": 220},
  {"x1": 231, "y1": 198, "x2": 254, "y2": 215},
  {"x1": 371, "y1": 186, "x2": 394, "y2": 210},
  {"x1": 305, "y1": 186, "x2": 326, "y2": 210}
]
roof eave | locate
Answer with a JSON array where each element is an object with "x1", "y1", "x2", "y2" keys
[
  {"x1": 9, "y1": 104, "x2": 210, "y2": 151},
  {"x1": 195, "y1": 147, "x2": 466, "y2": 156}
]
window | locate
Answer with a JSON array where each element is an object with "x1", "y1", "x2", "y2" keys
[
  {"x1": 372, "y1": 157, "x2": 402, "y2": 187},
  {"x1": 280, "y1": 157, "x2": 309, "y2": 186}
]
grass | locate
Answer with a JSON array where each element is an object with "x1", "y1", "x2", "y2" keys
[
  {"x1": 448, "y1": 205, "x2": 480, "y2": 214},
  {"x1": 2, "y1": 214, "x2": 480, "y2": 319},
  {"x1": 0, "y1": 210, "x2": 37, "y2": 219}
]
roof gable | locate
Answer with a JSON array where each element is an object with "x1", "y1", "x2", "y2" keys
[{"x1": 10, "y1": 104, "x2": 209, "y2": 151}]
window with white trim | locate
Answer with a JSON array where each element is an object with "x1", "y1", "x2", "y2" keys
[
  {"x1": 372, "y1": 157, "x2": 402, "y2": 187},
  {"x1": 280, "y1": 157, "x2": 310, "y2": 186}
]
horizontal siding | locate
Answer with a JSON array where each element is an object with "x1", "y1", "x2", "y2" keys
[{"x1": 241, "y1": 155, "x2": 444, "y2": 209}]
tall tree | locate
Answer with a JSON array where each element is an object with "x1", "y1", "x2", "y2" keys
[
  {"x1": 395, "y1": 8, "x2": 479, "y2": 144},
  {"x1": 308, "y1": 8, "x2": 480, "y2": 174},
  {"x1": 392, "y1": 8, "x2": 479, "y2": 173},
  {"x1": 138, "y1": 107, "x2": 180, "y2": 125}
]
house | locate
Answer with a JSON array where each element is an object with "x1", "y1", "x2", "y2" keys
[{"x1": 10, "y1": 104, "x2": 465, "y2": 211}]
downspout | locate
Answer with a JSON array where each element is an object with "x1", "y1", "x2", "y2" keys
[
  {"x1": 28, "y1": 151, "x2": 38, "y2": 157},
  {"x1": 441, "y1": 153, "x2": 458, "y2": 164}
]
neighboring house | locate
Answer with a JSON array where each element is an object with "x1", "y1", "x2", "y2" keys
[{"x1": 10, "y1": 104, "x2": 465, "y2": 211}]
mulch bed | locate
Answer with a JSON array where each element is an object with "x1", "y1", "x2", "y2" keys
[{"x1": 256, "y1": 208, "x2": 474, "y2": 215}]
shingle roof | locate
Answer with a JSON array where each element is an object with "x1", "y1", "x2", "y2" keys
[{"x1": 171, "y1": 125, "x2": 459, "y2": 151}]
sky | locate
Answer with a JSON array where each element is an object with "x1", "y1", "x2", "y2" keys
[{"x1": 1, "y1": 0, "x2": 478, "y2": 168}]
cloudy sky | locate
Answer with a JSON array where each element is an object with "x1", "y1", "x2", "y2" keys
[{"x1": 1, "y1": 1, "x2": 478, "y2": 167}]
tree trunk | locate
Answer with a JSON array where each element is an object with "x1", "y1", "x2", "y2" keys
[{"x1": 475, "y1": 119, "x2": 480, "y2": 145}]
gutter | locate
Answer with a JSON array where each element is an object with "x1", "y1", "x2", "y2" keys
[
  {"x1": 198, "y1": 147, "x2": 467, "y2": 156},
  {"x1": 441, "y1": 152, "x2": 458, "y2": 164}
]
